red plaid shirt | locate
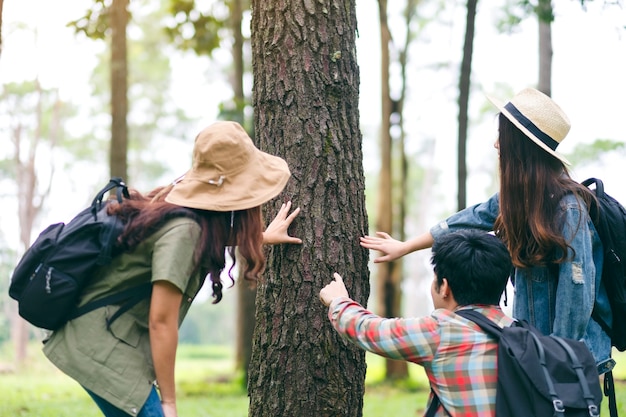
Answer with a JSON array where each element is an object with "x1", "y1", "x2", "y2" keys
[{"x1": 328, "y1": 298, "x2": 514, "y2": 416}]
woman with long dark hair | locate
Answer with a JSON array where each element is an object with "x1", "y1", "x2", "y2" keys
[
  {"x1": 360, "y1": 88, "x2": 613, "y2": 375},
  {"x1": 43, "y1": 121, "x2": 302, "y2": 417}
]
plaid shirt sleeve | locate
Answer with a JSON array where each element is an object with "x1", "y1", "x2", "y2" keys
[
  {"x1": 328, "y1": 298, "x2": 512, "y2": 417},
  {"x1": 328, "y1": 297, "x2": 440, "y2": 363}
]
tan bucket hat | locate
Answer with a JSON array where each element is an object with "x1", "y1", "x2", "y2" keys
[
  {"x1": 165, "y1": 121, "x2": 291, "y2": 211},
  {"x1": 487, "y1": 88, "x2": 571, "y2": 165}
]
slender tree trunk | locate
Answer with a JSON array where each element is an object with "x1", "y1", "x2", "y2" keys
[
  {"x1": 457, "y1": 0, "x2": 477, "y2": 211},
  {"x1": 248, "y1": 1, "x2": 369, "y2": 415},
  {"x1": 110, "y1": 0, "x2": 129, "y2": 179},
  {"x1": 537, "y1": 0, "x2": 553, "y2": 96},
  {"x1": 235, "y1": 257, "x2": 256, "y2": 385},
  {"x1": 398, "y1": 0, "x2": 417, "y2": 244},
  {"x1": 12, "y1": 80, "x2": 58, "y2": 367},
  {"x1": 12, "y1": 81, "x2": 42, "y2": 366},
  {"x1": 376, "y1": 0, "x2": 408, "y2": 380},
  {"x1": 231, "y1": 0, "x2": 256, "y2": 386},
  {"x1": 231, "y1": 0, "x2": 246, "y2": 125},
  {"x1": 0, "y1": 0, "x2": 4, "y2": 58}
]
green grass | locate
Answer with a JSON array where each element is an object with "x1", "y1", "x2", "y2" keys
[{"x1": 2, "y1": 344, "x2": 626, "y2": 416}]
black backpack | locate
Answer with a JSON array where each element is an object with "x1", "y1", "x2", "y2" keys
[
  {"x1": 582, "y1": 178, "x2": 626, "y2": 351},
  {"x1": 427, "y1": 309, "x2": 603, "y2": 417},
  {"x1": 9, "y1": 178, "x2": 151, "y2": 331}
]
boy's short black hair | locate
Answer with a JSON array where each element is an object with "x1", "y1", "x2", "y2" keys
[{"x1": 431, "y1": 230, "x2": 512, "y2": 306}]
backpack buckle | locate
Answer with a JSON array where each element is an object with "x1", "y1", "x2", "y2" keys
[
  {"x1": 587, "y1": 404, "x2": 599, "y2": 417},
  {"x1": 552, "y1": 399, "x2": 565, "y2": 413}
]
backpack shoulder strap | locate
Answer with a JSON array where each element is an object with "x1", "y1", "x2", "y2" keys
[
  {"x1": 425, "y1": 390, "x2": 449, "y2": 417},
  {"x1": 68, "y1": 282, "x2": 153, "y2": 327},
  {"x1": 91, "y1": 177, "x2": 130, "y2": 217},
  {"x1": 460, "y1": 310, "x2": 569, "y2": 417},
  {"x1": 581, "y1": 177, "x2": 602, "y2": 224},
  {"x1": 455, "y1": 309, "x2": 504, "y2": 340}
]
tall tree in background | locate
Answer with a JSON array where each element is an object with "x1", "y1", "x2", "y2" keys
[
  {"x1": 69, "y1": 0, "x2": 130, "y2": 179},
  {"x1": 90, "y1": 0, "x2": 196, "y2": 187},
  {"x1": 498, "y1": 0, "x2": 555, "y2": 95},
  {"x1": 375, "y1": 0, "x2": 408, "y2": 380},
  {"x1": 165, "y1": 0, "x2": 257, "y2": 383},
  {"x1": 396, "y1": 0, "x2": 417, "y2": 247},
  {"x1": 247, "y1": 1, "x2": 370, "y2": 415},
  {"x1": 0, "y1": 0, "x2": 4, "y2": 57},
  {"x1": 536, "y1": 0, "x2": 553, "y2": 95},
  {"x1": 1, "y1": 80, "x2": 73, "y2": 366},
  {"x1": 456, "y1": 0, "x2": 477, "y2": 210},
  {"x1": 110, "y1": 0, "x2": 129, "y2": 179},
  {"x1": 228, "y1": 0, "x2": 257, "y2": 385}
]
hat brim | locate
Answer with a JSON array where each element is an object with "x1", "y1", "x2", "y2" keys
[
  {"x1": 487, "y1": 94, "x2": 571, "y2": 166},
  {"x1": 165, "y1": 150, "x2": 291, "y2": 211}
]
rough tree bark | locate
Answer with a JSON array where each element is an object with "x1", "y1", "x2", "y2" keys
[{"x1": 247, "y1": 1, "x2": 370, "y2": 416}]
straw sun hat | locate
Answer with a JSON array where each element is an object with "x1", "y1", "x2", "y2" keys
[
  {"x1": 165, "y1": 121, "x2": 291, "y2": 211},
  {"x1": 487, "y1": 87, "x2": 571, "y2": 165}
]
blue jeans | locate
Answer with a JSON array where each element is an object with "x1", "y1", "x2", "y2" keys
[{"x1": 84, "y1": 386, "x2": 164, "y2": 417}]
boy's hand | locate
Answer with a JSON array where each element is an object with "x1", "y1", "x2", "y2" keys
[{"x1": 319, "y1": 273, "x2": 349, "y2": 306}]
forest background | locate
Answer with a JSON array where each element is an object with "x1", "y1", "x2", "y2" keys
[{"x1": 0, "y1": 0, "x2": 625, "y2": 411}]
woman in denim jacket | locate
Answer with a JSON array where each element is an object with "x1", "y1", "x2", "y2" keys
[{"x1": 360, "y1": 88, "x2": 614, "y2": 373}]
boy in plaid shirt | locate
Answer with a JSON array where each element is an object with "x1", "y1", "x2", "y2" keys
[{"x1": 320, "y1": 230, "x2": 514, "y2": 416}]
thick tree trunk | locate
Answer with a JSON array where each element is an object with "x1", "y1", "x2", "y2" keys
[
  {"x1": 457, "y1": 0, "x2": 477, "y2": 211},
  {"x1": 248, "y1": 1, "x2": 370, "y2": 416},
  {"x1": 110, "y1": 0, "x2": 128, "y2": 179}
]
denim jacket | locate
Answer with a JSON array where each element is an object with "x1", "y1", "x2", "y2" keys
[{"x1": 430, "y1": 192, "x2": 614, "y2": 372}]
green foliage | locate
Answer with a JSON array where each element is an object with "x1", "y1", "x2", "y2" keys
[
  {"x1": 494, "y1": 0, "x2": 556, "y2": 34},
  {"x1": 70, "y1": 0, "x2": 195, "y2": 188},
  {"x1": 67, "y1": 0, "x2": 114, "y2": 41},
  {"x1": 566, "y1": 138, "x2": 626, "y2": 167},
  {"x1": 494, "y1": 0, "x2": 529, "y2": 33},
  {"x1": 164, "y1": 0, "x2": 228, "y2": 56}
]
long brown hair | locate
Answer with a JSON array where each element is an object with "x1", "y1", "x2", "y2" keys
[
  {"x1": 493, "y1": 114, "x2": 595, "y2": 268},
  {"x1": 107, "y1": 185, "x2": 266, "y2": 303}
]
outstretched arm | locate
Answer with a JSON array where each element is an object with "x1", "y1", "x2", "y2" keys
[
  {"x1": 263, "y1": 201, "x2": 302, "y2": 245},
  {"x1": 359, "y1": 231, "x2": 434, "y2": 263}
]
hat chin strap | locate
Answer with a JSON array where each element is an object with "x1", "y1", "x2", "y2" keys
[{"x1": 504, "y1": 102, "x2": 559, "y2": 150}]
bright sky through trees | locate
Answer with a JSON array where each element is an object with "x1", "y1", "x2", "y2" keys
[{"x1": 1, "y1": 0, "x2": 625, "y2": 246}]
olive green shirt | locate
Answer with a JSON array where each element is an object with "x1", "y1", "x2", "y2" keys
[{"x1": 43, "y1": 217, "x2": 203, "y2": 415}]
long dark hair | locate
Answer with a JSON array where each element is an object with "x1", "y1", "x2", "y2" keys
[
  {"x1": 493, "y1": 114, "x2": 595, "y2": 268},
  {"x1": 107, "y1": 185, "x2": 266, "y2": 303}
]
